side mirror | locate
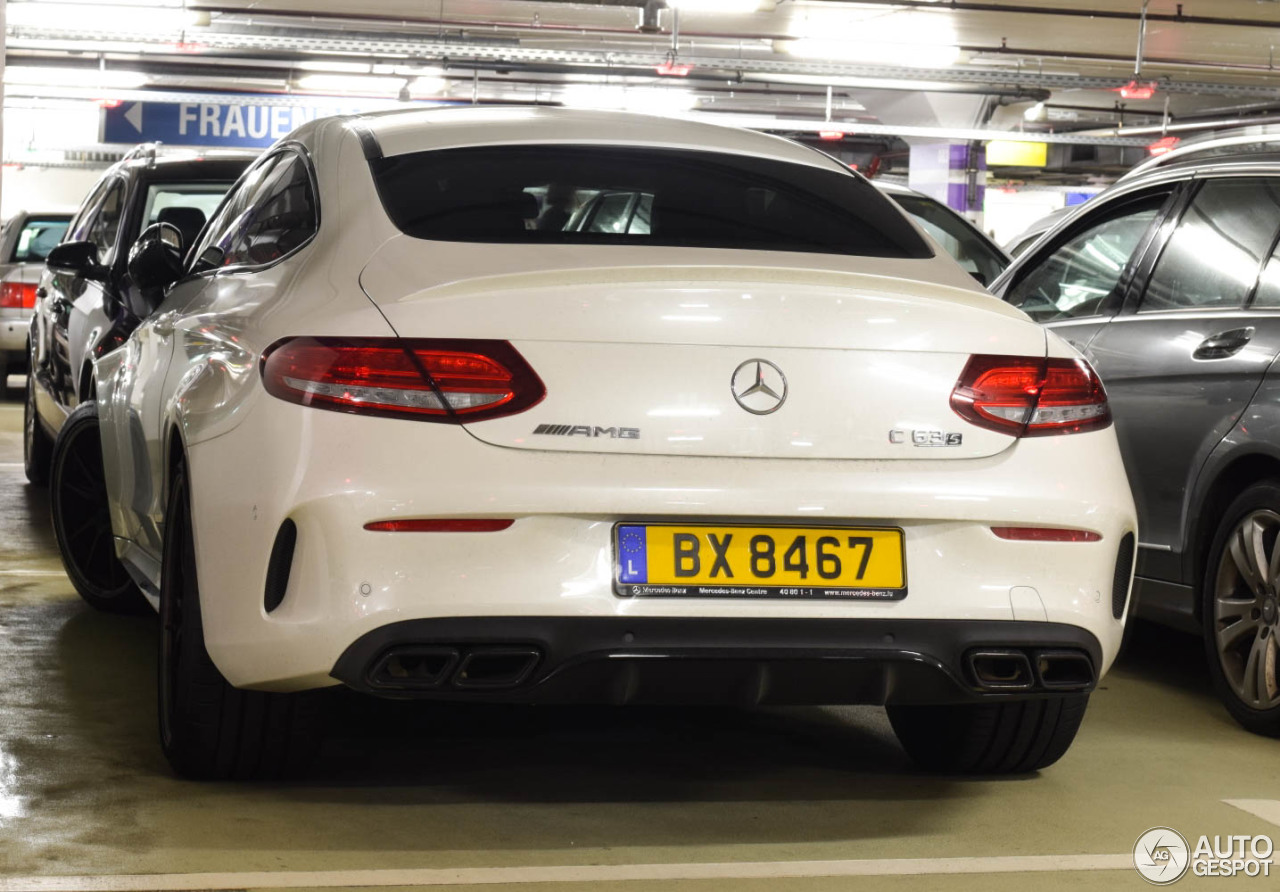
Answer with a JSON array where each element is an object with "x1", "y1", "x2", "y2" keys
[
  {"x1": 128, "y1": 223, "x2": 185, "y2": 292},
  {"x1": 46, "y1": 240, "x2": 108, "y2": 281}
]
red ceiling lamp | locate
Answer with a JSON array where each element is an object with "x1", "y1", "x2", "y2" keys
[
  {"x1": 1114, "y1": 80, "x2": 1158, "y2": 100},
  {"x1": 818, "y1": 130, "x2": 845, "y2": 141},
  {"x1": 655, "y1": 60, "x2": 693, "y2": 76},
  {"x1": 1147, "y1": 135, "x2": 1180, "y2": 156},
  {"x1": 93, "y1": 98, "x2": 123, "y2": 109}
]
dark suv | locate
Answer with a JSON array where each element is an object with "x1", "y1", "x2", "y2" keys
[
  {"x1": 24, "y1": 146, "x2": 253, "y2": 483},
  {"x1": 993, "y1": 134, "x2": 1280, "y2": 736}
]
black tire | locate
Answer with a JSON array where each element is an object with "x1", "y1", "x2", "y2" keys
[
  {"x1": 887, "y1": 695, "x2": 1089, "y2": 774},
  {"x1": 50, "y1": 402, "x2": 148, "y2": 613},
  {"x1": 23, "y1": 370, "x2": 53, "y2": 485},
  {"x1": 1201, "y1": 481, "x2": 1280, "y2": 737},
  {"x1": 159, "y1": 463, "x2": 322, "y2": 779}
]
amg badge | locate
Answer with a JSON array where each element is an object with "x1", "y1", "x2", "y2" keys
[{"x1": 533, "y1": 424, "x2": 641, "y2": 439}]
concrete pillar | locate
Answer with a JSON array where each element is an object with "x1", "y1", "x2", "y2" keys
[{"x1": 907, "y1": 141, "x2": 987, "y2": 229}]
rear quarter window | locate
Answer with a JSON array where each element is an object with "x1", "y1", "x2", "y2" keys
[{"x1": 369, "y1": 145, "x2": 933, "y2": 259}]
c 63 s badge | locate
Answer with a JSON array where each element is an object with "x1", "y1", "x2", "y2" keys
[
  {"x1": 534, "y1": 424, "x2": 640, "y2": 439},
  {"x1": 890, "y1": 429, "x2": 963, "y2": 447}
]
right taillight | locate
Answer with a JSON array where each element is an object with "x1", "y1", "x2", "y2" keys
[
  {"x1": 0, "y1": 282, "x2": 37, "y2": 309},
  {"x1": 260, "y1": 337, "x2": 545, "y2": 423},
  {"x1": 950, "y1": 354, "x2": 1111, "y2": 437}
]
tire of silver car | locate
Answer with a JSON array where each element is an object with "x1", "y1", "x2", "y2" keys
[
  {"x1": 49, "y1": 402, "x2": 148, "y2": 613},
  {"x1": 887, "y1": 694, "x2": 1090, "y2": 773},
  {"x1": 159, "y1": 460, "x2": 322, "y2": 779},
  {"x1": 1202, "y1": 482, "x2": 1280, "y2": 737},
  {"x1": 23, "y1": 369, "x2": 53, "y2": 485}
]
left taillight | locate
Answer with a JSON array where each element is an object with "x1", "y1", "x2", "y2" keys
[
  {"x1": 950, "y1": 354, "x2": 1111, "y2": 437},
  {"x1": 0, "y1": 282, "x2": 37, "y2": 309},
  {"x1": 260, "y1": 337, "x2": 545, "y2": 423}
]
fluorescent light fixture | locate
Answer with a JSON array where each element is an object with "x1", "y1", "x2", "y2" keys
[
  {"x1": 296, "y1": 74, "x2": 408, "y2": 95},
  {"x1": 561, "y1": 85, "x2": 698, "y2": 115},
  {"x1": 371, "y1": 64, "x2": 447, "y2": 78},
  {"x1": 4, "y1": 66, "x2": 149, "y2": 89},
  {"x1": 407, "y1": 76, "x2": 449, "y2": 97},
  {"x1": 7, "y1": 1, "x2": 208, "y2": 34},
  {"x1": 668, "y1": 0, "x2": 770, "y2": 12},
  {"x1": 295, "y1": 60, "x2": 374, "y2": 74},
  {"x1": 779, "y1": 38, "x2": 962, "y2": 68}
]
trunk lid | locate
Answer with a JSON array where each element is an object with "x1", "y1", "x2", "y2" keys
[{"x1": 359, "y1": 241, "x2": 1043, "y2": 460}]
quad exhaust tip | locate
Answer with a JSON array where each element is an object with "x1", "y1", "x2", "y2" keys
[{"x1": 368, "y1": 645, "x2": 541, "y2": 691}]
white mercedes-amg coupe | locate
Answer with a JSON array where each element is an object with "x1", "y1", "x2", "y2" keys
[{"x1": 63, "y1": 107, "x2": 1137, "y2": 778}]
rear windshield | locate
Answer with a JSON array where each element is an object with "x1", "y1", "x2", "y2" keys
[
  {"x1": 10, "y1": 216, "x2": 71, "y2": 263},
  {"x1": 369, "y1": 145, "x2": 933, "y2": 259}
]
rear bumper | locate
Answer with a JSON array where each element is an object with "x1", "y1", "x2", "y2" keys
[
  {"x1": 330, "y1": 616, "x2": 1101, "y2": 705},
  {"x1": 167, "y1": 399, "x2": 1136, "y2": 692},
  {"x1": 0, "y1": 313, "x2": 30, "y2": 359}
]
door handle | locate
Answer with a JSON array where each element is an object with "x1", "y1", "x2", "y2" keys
[{"x1": 1193, "y1": 327, "x2": 1254, "y2": 360}]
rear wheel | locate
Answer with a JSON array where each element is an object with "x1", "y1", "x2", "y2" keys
[
  {"x1": 23, "y1": 370, "x2": 53, "y2": 485},
  {"x1": 1202, "y1": 482, "x2": 1280, "y2": 737},
  {"x1": 887, "y1": 695, "x2": 1089, "y2": 773},
  {"x1": 159, "y1": 463, "x2": 321, "y2": 779},
  {"x1": 50, "y1": 402, "x2": 147, "y2": 613}
]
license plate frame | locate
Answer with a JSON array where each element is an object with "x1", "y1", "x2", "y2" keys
[{"x1": 612, "y1": 522, "x2": 908, "y2": 600}]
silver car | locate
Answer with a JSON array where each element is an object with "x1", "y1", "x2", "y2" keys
[
  {"x1": 0, "y1": 211, "x2": 71, "y2": 385},
  {"x1": 992, "y1": 134, "x2": 1280, "y2": 737}
]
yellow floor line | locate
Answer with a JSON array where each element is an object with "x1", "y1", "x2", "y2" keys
[{"x1": 0, "y1": 854, "x2": 1136, "y2": 891}]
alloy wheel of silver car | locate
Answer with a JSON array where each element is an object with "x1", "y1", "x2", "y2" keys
[{"x1": 1213, "y1": 509, "x2": 1280, "y2": 711}]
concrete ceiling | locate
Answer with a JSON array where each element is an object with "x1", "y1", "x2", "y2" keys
[{"x1": 8, "y1": 1, "x2": 1280, "y2": 140}]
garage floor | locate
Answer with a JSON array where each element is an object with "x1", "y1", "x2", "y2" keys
[{"x1": 1, "y1": 390, "x2": 1277, "y2": 892}]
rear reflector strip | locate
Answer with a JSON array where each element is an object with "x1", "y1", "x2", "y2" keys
[
  {"x1": 991, "y1": 527, "x2": 1102, "y2": 542},
  {"x1": 364, "y1": 519, "x2": 515, "y2": 532}
]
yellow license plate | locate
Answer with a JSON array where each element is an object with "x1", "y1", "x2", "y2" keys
[{"x1": 614, "y1": 524, "x2": 906, "y2": 600}]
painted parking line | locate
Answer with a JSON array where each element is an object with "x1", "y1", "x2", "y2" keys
[
  {"x1": 1225, "y1": 799, "x2": 1280, "y2": 829},
  {"x1": 0, "y1": 854, "x2": 1136, "y2": 891},
  {"x1": 0, "y1": 570, "x2": 67, "y2": 577}
]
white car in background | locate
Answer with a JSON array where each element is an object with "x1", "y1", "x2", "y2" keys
[
  {"x1": 69, "y1": 107, "x2": 1135, "y2": 779},
  {"x1": 0, "y1": 210, "x2": 71, "y2": 385}
]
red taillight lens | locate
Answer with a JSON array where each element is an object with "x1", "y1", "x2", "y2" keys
[
  {"x1": 260, "y1": 337, "x2": 545, "y2": 423},
  {"x1": 0, "y1": 282, "x2": 37, "y2": 309},
  {"x1": 364, "y1": 519, "x2": 514, "y2": 532},
  {"x1": 950, "y1": 354, "x2": 1110, "y2": 437},
  {"x1": 991, "y1": 526, "x2": 1102, "y2": 542}
]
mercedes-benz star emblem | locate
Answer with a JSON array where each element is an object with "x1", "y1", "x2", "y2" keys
[{"x1": 731, "y1": 359, "x2": 788, "y2": 415}]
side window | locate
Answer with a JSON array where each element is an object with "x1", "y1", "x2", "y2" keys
[
  {"x1": 218, "y1": 153, "x2": 317, "y2": 267},
  {"x1": 1139, "y1": 178, "x2": 1280, "y2": 313},
  {"x1": 86, "y1": 179, "x2": 127, "y2": 260},
  {"x1": 1004, "y1": 193, "x2": 1169, "y2": 323},
  {"x1": 190, "y1": 156, "x2": 281, "y2": 270}
]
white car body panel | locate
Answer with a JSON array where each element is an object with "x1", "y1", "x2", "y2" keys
[{"x1": 93, "y1": 108, "x2": 1137, "y2": 697}]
